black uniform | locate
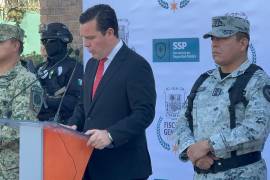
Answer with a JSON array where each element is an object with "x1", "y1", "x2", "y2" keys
[
  {"x1": 37, "y1": 22, "x2": 83, "y2": 124},
  {"x1": 37, "y1": 53, "x2": 83, "y2": 123}
]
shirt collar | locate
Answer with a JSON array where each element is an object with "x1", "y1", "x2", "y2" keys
[
  {"x1": 209, "y1": 59, "x2": 252, "y2": 80},
  {"x1": 105, "y1": 40, "x2": 123, "y2": 65}
]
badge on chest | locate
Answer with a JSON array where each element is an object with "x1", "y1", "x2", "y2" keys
[{"x1": 212, "y1": 88, "x2": 223, "y2": 96}]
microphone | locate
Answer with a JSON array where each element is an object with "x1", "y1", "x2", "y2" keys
[
  {"x1": 53, "y1": 48, "x2": 80, "y2": 123},
  {"x1": 5, "y1": 49, "x2": 73, "y2": 119}
]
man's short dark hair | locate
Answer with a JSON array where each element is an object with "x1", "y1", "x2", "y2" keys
[
  {"x1": 18, "y1": 41, "x2": 24, "y2": 54},
  {"x1": 235, "y1": 32, "x2": 250, "y2": 51},
  {"x1": 235, "y1": 32, "x2": 250, "y2": 42},
  {"x1": 79, "y1": 4, "x2": 119, "y2": 38}
]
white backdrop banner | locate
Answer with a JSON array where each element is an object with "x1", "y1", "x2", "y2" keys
[{"x1": 83, "y1": 0, "x2": 270, "y2": 179}]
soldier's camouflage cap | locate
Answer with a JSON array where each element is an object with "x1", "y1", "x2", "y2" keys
[
  {"x1": 0, "y1": 24, "x2": 24, "y2": 42},
  {"x1": 203, "y1": 15, "x2": 250, "y2": 39}
]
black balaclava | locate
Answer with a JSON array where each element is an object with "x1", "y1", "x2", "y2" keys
[
  {"x1": 40, "y1": 22, "x2": 72, "y2": 64},
  {"x1": 44, "y1": 38, "x2": 68, "y2": 64}
]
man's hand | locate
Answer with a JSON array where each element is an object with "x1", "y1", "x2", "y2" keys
[
  {"x1": 85, "y1": 129, "x2": 112, "y2": 149},
  {"x1": 195, "y1": 154, "x2": 219, "y2": 170},
  {"x1": 187, "y1": 140, "x2": 210, "y2": 164},
  {"x1": 195, "y1": 155, "x2": 214, "y2": 170}
]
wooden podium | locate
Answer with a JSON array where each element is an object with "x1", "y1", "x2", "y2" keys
[{"x1": 0, "y1": 119, "x2": 93, "y2": 180}]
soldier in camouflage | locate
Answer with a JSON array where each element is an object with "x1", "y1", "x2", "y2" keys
[
  {"x1": 0, "y1": 24, "x2": 42, "y2": 180},
  {"x1": 172, "y1": 15, "x2": 270, "y2": 179}
]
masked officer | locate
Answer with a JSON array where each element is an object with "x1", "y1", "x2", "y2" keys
[
  {"x1": 37, "y1": 22, "x2": 83, "y2": 124},
  {"x1": 172, "y1": 15, "x2": 270, "y2": 179}
]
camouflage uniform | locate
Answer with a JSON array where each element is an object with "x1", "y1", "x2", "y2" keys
[
  {"x1": 0, "y1": 24, "x2": 42, "y2": 180},
  {"x1": 173, "y1": 16, "x2": 270, "y2": 180}
]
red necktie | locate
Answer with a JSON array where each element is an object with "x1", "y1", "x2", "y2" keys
[{"x1": 92, "y1": 58, "x2": 107, "y2": 97}]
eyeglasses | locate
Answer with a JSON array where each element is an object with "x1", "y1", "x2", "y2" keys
[{"x1": 41, "y1": 38, "x2": 57, "y2": 45}]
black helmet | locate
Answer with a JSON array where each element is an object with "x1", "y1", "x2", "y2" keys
[{"x1": 40, "y1": 22, "x2": 73, "y2": 44}]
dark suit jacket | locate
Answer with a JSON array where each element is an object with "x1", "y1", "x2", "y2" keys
[{"x1": 69, "y1": 43, "x2": 156, "y2": 180}]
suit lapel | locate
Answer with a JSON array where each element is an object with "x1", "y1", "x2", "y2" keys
[
  {"x1": 84, "y1": 59, "x2": 98, "y2": 113},
  {"x1": 87, "y1": 44, "x2": 128, "y2": 114}
]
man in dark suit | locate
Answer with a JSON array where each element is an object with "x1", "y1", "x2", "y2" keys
[{"x1": 68, "y1": 4, "x2": 156, "y2": 180}]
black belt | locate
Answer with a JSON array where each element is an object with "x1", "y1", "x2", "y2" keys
[{"x1": 194, "y1": 151, "x2": 261, "y2": 174}]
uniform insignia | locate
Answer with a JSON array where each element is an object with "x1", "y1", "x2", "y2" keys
[
  {"x1": 30, "y1": 85, "x2": 43, "y2": 113},
  {"x1": 212, "y1": 88, "x2": 222, "y2": 96},
  {"x1": 206, "y1": 69, "x2": 215, "y2": 74},
  {"x1": 38, "y1": 68, "x2": 48, "y2": 79},
  {"x1": 263, "y1": 85, "x2": 270, "y2": 102},
  {"x1": 57, "y1": 66, "x2": 63, "y2": 76},
  {"x1": 49, "y1": 70, "x2": 54, "y2": 79},
  {"x1": 78, "y1": 78, "x2": 82, "y2": 86}
]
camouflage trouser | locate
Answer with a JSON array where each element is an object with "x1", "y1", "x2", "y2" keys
[
  {"x1": 193, "y1": 159, "x2": 267, "y2": 180},
  {"x1": 0, "y1": 143, "x2": 19, "y2": 180}
]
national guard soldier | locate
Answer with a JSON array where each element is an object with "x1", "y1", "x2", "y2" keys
[
  {"x1": 37, "y1": 22, "x2": 83, "y2": 124},
  {"x1": 0, "y1": 24, "x2": 42, "y2": 179},
  {"x1": 172, "y1": 15, "x2": 270, "y2": 179}
]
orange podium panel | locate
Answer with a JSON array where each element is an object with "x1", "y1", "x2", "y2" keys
[{"x1": 43, "y1": 125, "x2": 93, "y2": 180}]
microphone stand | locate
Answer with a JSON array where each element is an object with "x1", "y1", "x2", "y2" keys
[{"x1": 53, "y1": 49, "x2": 80, "y2": 123}]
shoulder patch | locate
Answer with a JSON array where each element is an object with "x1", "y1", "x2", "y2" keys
[
  {"x1": 30, "y1": 85, "x2": 43, "y2": 113},
  {"x1": 57, "y1": 66, "x2": 63, "y2": 76},
  {"x1": 263, "y1": 85, "x2": 270, "y2": 102}
]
